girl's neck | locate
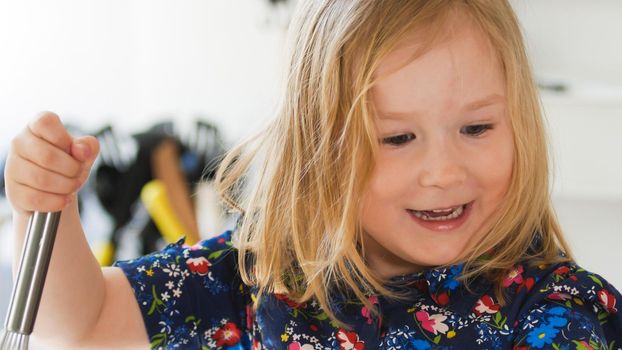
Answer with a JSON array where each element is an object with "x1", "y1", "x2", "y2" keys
[{"x1": 362, "y1": 232, "x2": 426, "y2": 280}]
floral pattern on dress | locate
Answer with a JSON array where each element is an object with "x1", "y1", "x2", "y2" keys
[{"x1": 113, "y1": 231, "x2": 622, "y2": 349}]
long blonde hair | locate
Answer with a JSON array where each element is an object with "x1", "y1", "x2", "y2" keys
[{"x1": 215, "y1": 0, "x2": 573, "y2": 323}]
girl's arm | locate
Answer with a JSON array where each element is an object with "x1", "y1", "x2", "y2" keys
[{"x1": 5, "y1": 112, "x2": 148, "y2": 348}]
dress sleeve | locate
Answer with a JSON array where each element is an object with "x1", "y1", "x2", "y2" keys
[
  {"x1": 512, "y1": 265, "x2": 622, "y2": 349},
  {"x1": 113, "y1": 230, "x2": 252, "y2": 349}
]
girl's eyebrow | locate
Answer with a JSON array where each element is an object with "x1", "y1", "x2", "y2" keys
[
  {"x1": 377, "y1": 93, "x2": 506, "y2": 120},
  {"x1": 463, "y1": 93, "x2": 506, "y2": 111}
]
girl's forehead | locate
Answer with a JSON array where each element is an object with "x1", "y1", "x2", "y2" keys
[
  {"x1": 371, "y1": 18, "x2": 505, "y2": 117},
  {"x1": 374, "y1": 8, "x2": 496, "y2": 81}
]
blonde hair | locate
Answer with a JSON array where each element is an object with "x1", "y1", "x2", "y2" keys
[{"x1": 215, "y1": 0, "x2": 573, "y2": 324}]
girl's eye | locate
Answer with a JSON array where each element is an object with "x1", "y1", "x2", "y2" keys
[
  {"x1": 461, "y1": 124, "x2": 493, "y2": 136},
  {"x1": 381, "y1": 133, "x2": 415, "y2": 146}
]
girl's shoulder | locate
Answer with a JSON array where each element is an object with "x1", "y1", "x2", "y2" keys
[
  {"x1": 114, "y1": 230, "x2": 241, "y2": 285},
  {"x1": 514, "y1": 260, "x2": 619, "y2": 314},
  {"x1": 113, "y1": 230, "x2": 251, "y2": 349},
  {"x1": 508, "y1": 260, "x2": 621, "y2": 347}
]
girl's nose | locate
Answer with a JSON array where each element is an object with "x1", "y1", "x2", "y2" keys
[{"x1": 417, "y1": 142, "x2": 467, "y2": 189}]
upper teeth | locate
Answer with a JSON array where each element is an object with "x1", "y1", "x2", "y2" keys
[
  {"x1": 412, "y1": 205, "x2": 464, "y2": 221},
  {"x1": 431, "y1": 207, "x2": 455, "y2": 213}
]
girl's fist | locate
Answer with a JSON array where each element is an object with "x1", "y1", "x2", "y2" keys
[{"x1": 4, "y1": 111, "x2": 100, "y2": 215}]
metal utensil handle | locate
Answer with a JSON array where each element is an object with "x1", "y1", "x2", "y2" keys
[{"x1": 4, "y1": 212, "x2": 61, "y2": 335}]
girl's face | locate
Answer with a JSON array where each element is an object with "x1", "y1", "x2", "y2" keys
[{"x1": 361, "y1": 16, "x2": 514, "y2": 279}]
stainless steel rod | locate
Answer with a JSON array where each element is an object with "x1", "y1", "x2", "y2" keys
[
  {"x1": 0, "y1": 330, "x2": 28, "y2": 350},
  {"x1": 3, "y1": 212, "x2": 61, "y2": 336}
]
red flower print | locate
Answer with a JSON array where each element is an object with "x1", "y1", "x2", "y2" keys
[
  {"x1": 547, "y1": 292, "x2": 572, "y2": 301},
  {"x1": 502, "y1": 265, "x2": 524, "y2": 287},
  {"x1": 431, "y1": 292, "x2": 449, "y2": 306},
  {"x1": 409, "y1": 279, "x2": 429, "y2": 293},
  {"x1": 212, "y1": 322, "x2": 241, "y2": 347},
  {"x1": 415, "y1": 311, "x2": 449, "y2": 335},
  {"x1": 361, "y1": 295, "x2": 379, "y2": 325},
  {"x1": 336, "y1": 329, "x2": 365, "y2": 350},
  {"x1": 275, "y1": 293, "x2": 307, "y2": 308},
  {"x1": 289, "y1": 342, "x2": 314, "y2": 350},
  {"x1": 186, "y1": 256, "x2": 211, "y2": 276},
  {"x1": 517, "y1": 277, "x2": 535, "y2": 293},
  {"x1": 246, "y1": 303, "x2": 254, "y2": 330},
  {"x1": 473, "y1": 295, "x2": 501, "y2": 316},
  {"x1": 553, "y1": 266, "x2": 570, "y2": 276},
  {"x1": 597, "y1": 288, "x2": 618, "y2": 314},
  {"x1": 576, "y1": 341, "x2": 594, "y2": 350}
]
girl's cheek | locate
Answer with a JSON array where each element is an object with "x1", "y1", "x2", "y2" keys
[
  {"x1": 478, "y1": 142, "x2": 514, "y2": 196},
  {"x1": 374, "y1": 158, "x2": 413, "y2": 192}
]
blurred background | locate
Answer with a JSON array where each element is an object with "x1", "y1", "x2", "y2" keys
[{"x1": 0, "y1": 0, "x2": 620, "y2": 341}]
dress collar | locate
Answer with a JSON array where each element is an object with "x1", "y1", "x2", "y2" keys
[
  {"x1": 381, "y1": 262, "x2": 492, "y2": 318},
  {"x1": 386, "y1": 263, "x2": 466, "y2": 295}
]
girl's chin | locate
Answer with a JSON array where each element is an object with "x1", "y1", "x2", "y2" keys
[{"x1": 403, "y1": 248, "x2": 465, "y2": 270}]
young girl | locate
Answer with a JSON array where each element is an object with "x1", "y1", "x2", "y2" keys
[{"x1": 4, "y1": 1, "x2": 621, "y2": 349}]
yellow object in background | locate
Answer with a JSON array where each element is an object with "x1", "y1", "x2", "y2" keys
[
  {"x1": 141, "y1": 180, "x2": 196, "y2": 246},
  {"x1": 94, "y1": 241, "x2": 115, "y2": 266}
]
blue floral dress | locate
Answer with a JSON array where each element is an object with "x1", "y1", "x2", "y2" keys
[{"x1": 114, "y1": 230, "x2": 622, "y2": 349}]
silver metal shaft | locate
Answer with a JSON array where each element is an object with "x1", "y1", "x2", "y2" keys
[
  {"x1": 1, "y1": 212, "x2": 62, "y2": 349},
  {"x1": 0, "y1": 329, "x2": 29, "y2": 350}
]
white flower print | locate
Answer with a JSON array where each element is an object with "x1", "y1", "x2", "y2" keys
[{"x1": 162, "y1": 263, "x2": 182, "y2": 278}]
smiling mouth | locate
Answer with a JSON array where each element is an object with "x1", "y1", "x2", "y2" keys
[{"x1": 408, "y1": 202, "x2": 471, "y2": 221}]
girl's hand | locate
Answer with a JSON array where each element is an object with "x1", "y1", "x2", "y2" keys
[{"x1": 4, "y1": 111, "x2": 100, "y2": 216}]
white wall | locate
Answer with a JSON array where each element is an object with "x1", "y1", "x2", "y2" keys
[
  {"x1": 0, "y1": 0, "x2": 294, "y2": 153},
  {"x1": 513, "y1": 0, "x2": 622, "y2": 85},
  {"x1": 511, "y1": 0, "x2": 622, "y2": 200},
  {"x1": 0, "y1": 1, "x2": 134, "y2": 145}
]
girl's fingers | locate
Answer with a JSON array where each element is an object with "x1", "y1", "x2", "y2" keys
[
  {"x1": 11, "y1": 130, "x2": 82, "y2": 178},
  {"x1": 27, "y1": 112, "x2": 74, "y2": 154},
  {"x1": 4, "y1": 179, "x2": 70, "y2": 213},
  {"x1": 71, "y1": 135, "x2": 100, "y2": 164},
  {"x1": 5, "y1": 112, "x2": 100, "y2": 214},
  {"x1": 5, "y1": 112, "x2": 99, "y2": 213},
  {"x1": 70, "y1": 136, "x2": 100, "y2": 191},
  {"x1": 7, "y1": 155, "x2": 82, "y2": 195}
]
